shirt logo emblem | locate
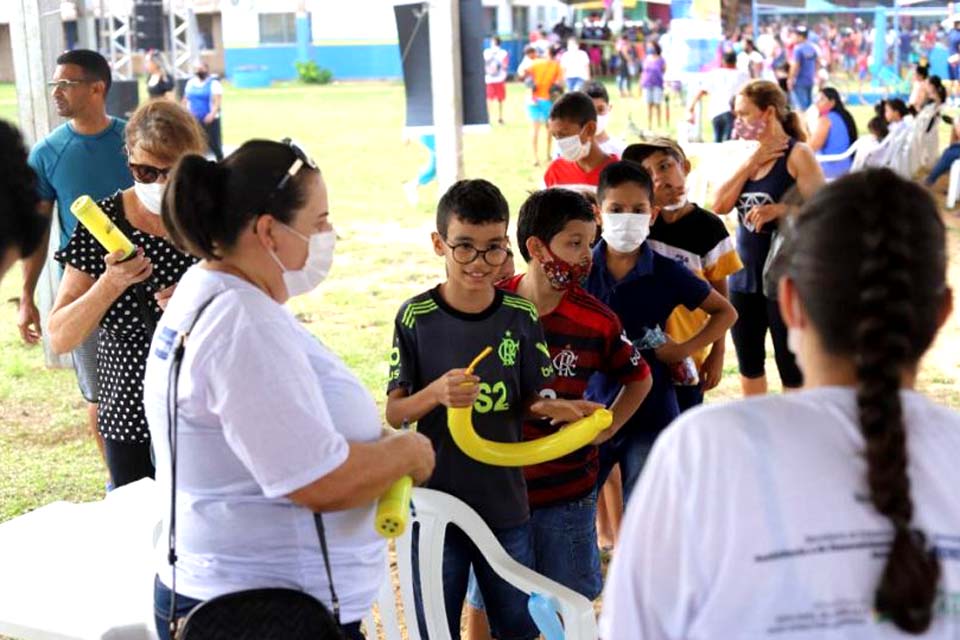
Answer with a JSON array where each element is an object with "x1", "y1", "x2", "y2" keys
[
  {"x1": 154, "y1": 326, "x2": 176, "y2": 361},
  {"x1": 553, "y1": 348, "x2": 578, "y2": 378},
  {"x1": 498, "y1": 331, "x2": 519, "y2": 367}
]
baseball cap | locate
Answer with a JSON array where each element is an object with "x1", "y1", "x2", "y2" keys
[{"x1": 622, "y1": 137, "x2": 687, "y2": 166}]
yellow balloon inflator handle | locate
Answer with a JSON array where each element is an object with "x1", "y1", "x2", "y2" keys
[
  {"x1": 70, "y1": 195, "x2": 136, "y2": 260},
  {"x1": 375, "y1": 474, "x2": 413, "y2": 538},
  {"x1": 447, "y1": 346, "x2": 613, "y2": 467}
]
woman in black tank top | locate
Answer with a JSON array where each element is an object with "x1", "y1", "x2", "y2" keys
[{"x1": 711, "y1": 80, "x2": 826, "y2": 397}]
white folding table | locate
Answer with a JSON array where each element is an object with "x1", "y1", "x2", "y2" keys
[{"x1": 0, "y1": 479, "x2": 160, "y2": 640}]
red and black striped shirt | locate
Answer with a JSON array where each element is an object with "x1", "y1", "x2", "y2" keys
[{"x1": 499, "y1": 275, "x2": 650, "y2": 509}]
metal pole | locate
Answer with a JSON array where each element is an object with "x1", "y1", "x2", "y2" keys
[
  {"x1": 429, "y1": 0, "x2": 465, "y2": 192},
  {"x1": 752, "y1": 0, "x2": 759, "y2": 44}
]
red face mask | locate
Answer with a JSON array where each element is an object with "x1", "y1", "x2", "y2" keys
[{"x1": 541, "y1": 245, "x2": 591, "y2": 291}]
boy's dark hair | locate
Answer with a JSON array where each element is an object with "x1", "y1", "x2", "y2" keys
[
  {"x1": 492, "y1": 35, "x2": 501, "y2": 46},
  {"x1": 549, "y1": 91, "x2": 598, "y2": 126},
  {"x1": 622, "y1": 139, "x2": 685, "y2": 167},
  {"x1": 915, "y1": 63, "x2": 929, "y2": 79},
  {"x1": 56, "y1": 49, "x2": 112, "y2": 95},
  {"x1": 516, "y1": 189, "x2": 595, "y2": 262},
  {"x1": 597, "y1": 161, "x2": 654, "y2": 205},
  {"x1": 436, "y1": 179, "x2": 509, "y2": 238},
  {"x1": 583, "y1": 80, "x2": 610, "y2": 104}
]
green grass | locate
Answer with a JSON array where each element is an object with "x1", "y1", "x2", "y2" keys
[{"x1": 1, "y1": 79, "x2": 959, "y2": 523}]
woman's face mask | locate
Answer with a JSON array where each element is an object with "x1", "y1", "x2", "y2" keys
[
  {"x1": 734, "y1": 113, "x2": 767, "y2": 140},
  {"x1": 267, "y1": 222, "x2": 336, "y2": 297}
]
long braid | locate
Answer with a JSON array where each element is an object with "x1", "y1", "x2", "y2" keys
[
  {"x1": 853, "y1": 172, "x2": 940, "y2": 633},
  {"x1": 782, "y1": 169, "x2": 945, "y2": 634}
]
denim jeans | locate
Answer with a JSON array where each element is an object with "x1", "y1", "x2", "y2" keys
[
  {"x1": 925, "y1": 143, "x2": 960, "y2": 186},
  {"x1": 792, "y1": 84, "x2": 813, "y2": 111},
  {"x1": 712, "y1": 112, "x2": 734, "y2": 142},
  {"x1": 530, "y1": 489, "x2": 602, "y2": 600},
  {"x1": 152, "y1": 575, "x2": 364, "y2": 640},
  {"x1": 597, "y1": 429, "x2": 654, "y2": 506},
  {"x1": 674, "y1": 384, "x2": 705, "y2": 413},
  {"x1": 412, "y1": 521, "x2": 537, "y2": 640}
]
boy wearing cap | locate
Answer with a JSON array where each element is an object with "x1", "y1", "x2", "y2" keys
[{"x1": 623, "y1": 139, "x2": 743, "y2": 411}]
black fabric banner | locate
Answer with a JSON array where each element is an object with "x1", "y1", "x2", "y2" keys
[{"x1": 394, "y1": 1, "x2": 489, "y2": 128}]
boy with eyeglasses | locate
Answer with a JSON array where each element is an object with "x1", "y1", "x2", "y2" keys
[{"x1": 386, "y1": 179, "x2": 598, "y2": 640}]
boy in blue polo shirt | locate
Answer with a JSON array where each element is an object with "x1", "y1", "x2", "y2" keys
[{"x1": 585, "y1": 161, "x2": 737, "y2": 502}]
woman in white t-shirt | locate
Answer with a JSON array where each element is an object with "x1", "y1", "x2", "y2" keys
[
  {"x1": 143, "y1": 139, "x2": 435, "y2": 639},
  {"x1": 601, "y1": 169, "x2": 958, "y2": 639}
]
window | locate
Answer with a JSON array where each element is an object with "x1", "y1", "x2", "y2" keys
[
  {"x1": 258, "y1": 12, "x2": 297, "y2": 45},
  {"x1": 196, "y1": 13, "x2": 216, "y2": 51}
]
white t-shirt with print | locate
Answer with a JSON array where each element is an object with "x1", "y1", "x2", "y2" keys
[
  {"x1": 144, "y1": 266, "x2": 385, "y2": 623},
  {"x1": 601, "y1": 386, "x2": 960, "y2": 639}
]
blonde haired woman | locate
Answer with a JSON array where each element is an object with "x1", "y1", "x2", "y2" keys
[{"x1": 49, "y1": 100, "x2": 206, "y2": 487}]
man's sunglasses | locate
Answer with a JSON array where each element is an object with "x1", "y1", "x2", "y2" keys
[{"x1": 47, "y1": 79, "x2": 96, "y2": 91}]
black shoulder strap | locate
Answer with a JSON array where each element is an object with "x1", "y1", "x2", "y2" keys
[{"x1": 166, "y1": 292, "x2": 341, "y2": 634}]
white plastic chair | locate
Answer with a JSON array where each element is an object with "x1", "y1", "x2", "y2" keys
[
  {"x1": 362, "y1": 488, "x2": 597, "y2": 640},
  {"x1": 947, "y1": 159, "x2": 960, "y2": 209},
  {"x1": 815, "y1": 136, "x2": 870, "y2": 180}
]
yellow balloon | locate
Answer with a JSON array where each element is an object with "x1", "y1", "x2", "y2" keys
[
  {"x1": 70, "y1": 196, "x2": 136, "y2": 260},
  {"x1": 375, "y1": 475, "x2": 413, "y2": 538},
  {"x1": 447, "y1": 405, "x2": 613, "y2": 467}
]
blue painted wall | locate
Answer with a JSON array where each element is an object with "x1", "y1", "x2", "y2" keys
[{"x1": 225, "y1": 43, "x2": 403, "y2": 81}]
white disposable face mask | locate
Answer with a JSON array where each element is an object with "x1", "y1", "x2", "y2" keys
[
  {"x1": 134, "y1": 181, "x2": 165, "y2": 215},
  {"x1": 557, "y1": 133, "x2": 591, "y2": 162},
  {"x1": 601, "y1": 212, "x2": 651, "y2": 253},
  {"x1": 661, "y1": 195, "x2": 688, "y2": 212},
  {"x1": 268, "y1": 224, "x2": 336, "y2": 297},
  {"x1": 596, "y1": 113, "x2": 610, "y2": 135}
]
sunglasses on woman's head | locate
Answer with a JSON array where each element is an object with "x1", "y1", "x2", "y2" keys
[{"x1": 128, "y1": 162, "x2": 171, "y2": 184}]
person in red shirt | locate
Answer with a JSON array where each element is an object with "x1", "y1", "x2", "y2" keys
[
  {"x1": 543, "y1": 92, "x2": 618, "y2": 196},
  {"x1": 504, "y1": 187, "x2": 651, "y2": 595}
]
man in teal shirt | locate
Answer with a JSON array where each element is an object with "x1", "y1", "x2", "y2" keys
[{"x1": 19, "y1": 49, "x2": 133, "y2": 476}]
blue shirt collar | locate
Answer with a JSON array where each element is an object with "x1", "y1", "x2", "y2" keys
[{"x1": 590, "y1": 239, "x2": 655, "y2": 290}]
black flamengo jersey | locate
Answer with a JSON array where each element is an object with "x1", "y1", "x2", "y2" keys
[{"x1": 388, "y1": 286, "x2": 554, "y2": 528}]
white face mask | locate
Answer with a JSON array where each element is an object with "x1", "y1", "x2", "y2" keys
[
  {"x1": 601, "y1": 212, "x2": 651, "y2": 253},
  {"x1": 596, "y1": 113, "x2": 610, "y2": 135},
  {"x1": 134, "y1": 181, "x2": 165, "y2": 215},
  {"x1": 661, "y1": 195, "x2": 688, "y2": 211},
  {"x1": 268, "y1": 224, "x2": 336, "y2": 297},
  {"x1": 557, "y1": 133, "x2": 591, "y2": 162}
]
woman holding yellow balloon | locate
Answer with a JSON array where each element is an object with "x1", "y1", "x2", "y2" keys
[
  {"x1": 142, "y1": 139, "x2": 434, "y2": 639},
  {"x1": 48, "y1": 100, "x2": 206, "y2": 487}
]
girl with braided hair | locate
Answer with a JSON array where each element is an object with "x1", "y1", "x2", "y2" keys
[{"x1": 601, "y1": 168, "x2": 958, "y2": 638}]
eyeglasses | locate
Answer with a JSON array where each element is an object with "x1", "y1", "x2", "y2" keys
[
  {"x1": 274, "y1": 137, "x2": 318, "y2": 193},
  {"x1": 47, "y1": 79, "x2": 93, "y2": 91},
  {"x1": 128, "y1": 162, "x2": 172, "y2": 184},
  {"x1": 444, "y1": 241, "x2": 510, "y2": 266}
]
